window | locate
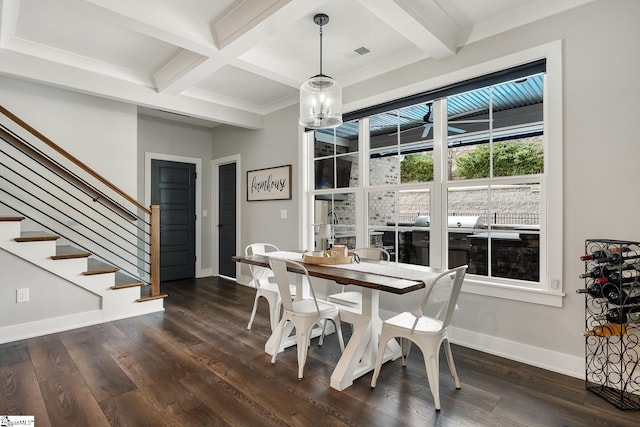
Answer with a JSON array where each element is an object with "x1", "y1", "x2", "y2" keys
[{"x1": 304, "y1": 43, "x2": 563, "y2": 306}]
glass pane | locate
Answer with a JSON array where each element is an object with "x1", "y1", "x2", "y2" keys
[
  {"x1": 399, "y1": 104, "x2": 432, "y2": 145},
  {"x1": 447, "y1": 87, "x2": 491, "y2": 180},
  {"x1": 370, "y1": 110, "x2": 398, "y2": 151},
  {"x1": 400, "y1": 189, "x2": 431, "y2": 266},
  {"x1": 368, "y1": 190, "x2": 396, "y2": 227},
  {"x1": 334, "y1": 120, "x2": 359, "y2": 154},
  {"x1": 492, "y1": 137, "x2": 544, "y2": 177},
  {"x1": 491, "y1": 76, "x2": 544, "y2": 177},
  {"x1": 314, "y1": 193, "x2": 355, "y2": 250},
  {"x1": 489, "y1": 183, "x2": 540, "y2": 281},
  {"x1": 314, "y1": 128, "x2": 335, "y2": 158},
  {"x1": 314, "y1": 158, "x2": 334, "y2": 189},
  {"x1": 370, "y1": 153, "x2": 400, "y2": 186},
  {"x1": 370, "y1": 228, "x2": 397, "y2": 262},
  {"x1": 315, "y1": 120, "x2": 359, "y2": 158},
  {"x1": 400, "y1": 151, "x2": 434, "y2": 184},
  {"x1": 448, "y1": 186, "x2": 489, "y2": 275},
  {"x1": 336, "y1": 154, "x2": 357, "y2": 188}
]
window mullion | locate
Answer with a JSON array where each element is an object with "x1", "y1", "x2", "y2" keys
[{"x1": 432, "y1": 99, "x2": 446, "y2": 269}]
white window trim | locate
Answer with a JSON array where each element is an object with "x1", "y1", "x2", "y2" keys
[{"x1": 303, "y1": 40, "x2": 564, "y2": 307}]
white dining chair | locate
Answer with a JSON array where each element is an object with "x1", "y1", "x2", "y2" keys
[
  {"x1": 327, "y1": 247, "x2": 390, "y2": 309},
  {"x1": 268, "y1": 258, "x2": 345, "y2": 380},
  {"x1": 245, "y1": 243, "x2": 295, "y2": 332},
  {"x1": 370, "y1": 265, "x2": 467, "y2": 411}
]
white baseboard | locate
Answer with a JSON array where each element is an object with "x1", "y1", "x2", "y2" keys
[
  {"x1": 447, "y1": 326, "x2": 584, "y2": 379},
  {"x1": 0, "y1": 310, "x2": 103, "y2": 344},
  {"x1": 0, "y1": 303, "x2": 166, "y2": 345}
]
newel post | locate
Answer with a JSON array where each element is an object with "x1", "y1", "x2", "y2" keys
[{"x1": 150, "y1": 204, "x2": 160, "y2": 296}]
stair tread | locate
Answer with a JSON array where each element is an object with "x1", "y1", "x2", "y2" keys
[
  {"x1": 137, "y1": 294, "x2": 168, "y2": 303},
  {"x1": 0, "y1": 216, "x2": 25, "y2": 222},
  {"x1": 112, "y1": 272, "x2": 144, "y2": 289},
  {"x1": 84, "y1": 258, "x2": 119, "y2": 275},
  {"x1": 52, "y1": 245, "x2": 92, "y2": 260},
  {"x1": 15, "y1": 231, "x2": 60, "y2": 242}
]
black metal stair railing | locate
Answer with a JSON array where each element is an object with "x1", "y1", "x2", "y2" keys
[{"x1": 0, "y1": 112, "x2": 154, "y2": 288}]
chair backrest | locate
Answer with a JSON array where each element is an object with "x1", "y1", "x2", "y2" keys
[
  {"x1": 354, "y1": 247, "x2": 390, "y2": 262},
  {"x1": 269, "y1": 258, "x2": 320, "y2": 314},
  {"x1": 245, "y1": 243, "x2": 279, "y2": 288},
  {"x1": 411, "y1": 265, "x2": 467, "y2": 333}
]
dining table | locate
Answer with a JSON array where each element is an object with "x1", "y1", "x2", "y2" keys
[{"x1": 232, "y1": 250, "x2": 445, "y2": 391}]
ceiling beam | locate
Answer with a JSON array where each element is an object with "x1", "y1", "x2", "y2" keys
[
  {"x1": 357, "y1": 0, "x2": 459, "y2": 59},
  {"x1": 157, "y1": 0, "x2": 317, "y2": 95}
]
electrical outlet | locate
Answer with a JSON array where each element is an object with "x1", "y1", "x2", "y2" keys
[{"x1": 17, "y1": 288, "x2": 29, "y2": 303}]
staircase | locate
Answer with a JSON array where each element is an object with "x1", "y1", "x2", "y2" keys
[{"x1": 0, "y1": 216, "x2": 165, "y2": 344}]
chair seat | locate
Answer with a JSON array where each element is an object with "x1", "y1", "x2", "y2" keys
[
  {"x1": 385, "y1": 312, "x2": 443, "y2": 334},
  {"x1": 292, "y1": 299, "x2": 339, "y2": 316},
  {"x1": 327, "y1": 290, "x2": 361, "y2": 307},
  {"x1": 259, "y1": 281, "x2": 296, "y2": 296}
]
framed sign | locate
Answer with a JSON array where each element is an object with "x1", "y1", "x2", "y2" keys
[{"x1": 247, "y1": 164, "x2": 292, "y2": 201}]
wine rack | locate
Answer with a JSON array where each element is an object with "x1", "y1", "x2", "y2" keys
[{"x1": 581, "y1": 239, "x2": 640, "y2": 410}]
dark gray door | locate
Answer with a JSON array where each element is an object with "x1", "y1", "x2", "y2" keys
[
  {"x1": 218, "y1": 162, "x2": 236, "y2": 278},
  {"x1": 151, "y1": 159, "x2": 196, "y2": 282}
]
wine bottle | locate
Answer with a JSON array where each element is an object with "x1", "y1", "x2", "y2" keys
[
  {"x1": 576, "y1": 283, "x2": 607, "y2": 298},
  {"x1": 595, "y1": 285, "x2": 640, "y2": 305},
  {"x1": 579, "y1": 264, "x2": 628, "y2": 279},
  {"x1": 594, "y1": 250, "x2": 640, "y2": 265},
  {"x1": 594, "y1": 269, "x2": 640, "y2": 284},
  {"x1": 580, "y1": 250, "x2": 609, "y2": 261},
  {"x1": 584, "y1": 323, "x2": 631, "y2": 337},
  {"x1": 593, "y1": 306, "x2": 640, "y2": 324}
]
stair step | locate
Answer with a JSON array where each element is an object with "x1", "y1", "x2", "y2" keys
[
  {"x1": 0, "y1": 216, "x2": 25, "y2": 222},
  {"x1": 15, "y1": 231, "x2": 60, "y2": 242},
  {"x1": 51, "y1": 245, "x2": 92, "y2": 260},
  {"x1": 137, "y1": 294, "x2": 168, "y2": 303},
  {"x1": 112, "y1": 272, "x2": 144, "y2": 289},
  {"x1": 83, "y1": 258, "x2": 119, "y2": 276}
]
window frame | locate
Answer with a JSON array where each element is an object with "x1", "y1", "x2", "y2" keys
[{"x1": 302, "y1": 41, "x2": 564, "y2": 307}]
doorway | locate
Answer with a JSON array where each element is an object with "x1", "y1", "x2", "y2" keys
[
  {"x1": 213, "y1": 155, "x2": 240, "y2": 279},
  {"x1": 151, "y1": 159, "x2": 196, "y2": 281}
]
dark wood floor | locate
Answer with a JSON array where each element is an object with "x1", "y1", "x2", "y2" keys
[{"x1": 1, "y1": 276, "x2": 640, "y2": 426}]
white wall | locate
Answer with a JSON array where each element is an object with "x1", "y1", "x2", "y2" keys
[
  {"x1": 212, "y1": 104, "x2": 300, "y2": 279},
  {"x1": 0, "y1": 249, "x2": 100, "y2": 325},
  {"x1": 211, "y1": 0, "x2": 640, "y2": 377},
  {"x1": 0, "y1": 76, "x2": 137, "y2": 195}
]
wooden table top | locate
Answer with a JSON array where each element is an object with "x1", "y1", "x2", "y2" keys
[{"x1": 233, "y1": 253, "x2": 429, "y2": 295}]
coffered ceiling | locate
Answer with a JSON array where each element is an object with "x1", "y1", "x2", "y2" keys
[{"x1": 0, "y1": 0, "x2": 594, "y2": 130}]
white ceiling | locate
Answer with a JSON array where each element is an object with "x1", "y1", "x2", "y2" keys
[{"x1": 0, "y1": 0, "x2": 594, "y2": 130}]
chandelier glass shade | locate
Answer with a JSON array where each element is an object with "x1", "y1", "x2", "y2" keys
[{"x1": 299, "y1": 14, "x2": 342, "y2": 129}]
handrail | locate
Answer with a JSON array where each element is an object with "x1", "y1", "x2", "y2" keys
[
  {"x1": 0, "y1": 105, "x2": 150, "y2": 215},
  {"x1": 0, "y1": 127, "x2": 137, "y2": 221},
  {"x1": 0, "y1": 105, "x2": 162, "y2": 298}
]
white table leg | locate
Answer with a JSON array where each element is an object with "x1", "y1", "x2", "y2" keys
[{"x1": 330, "y1": 288, "x2": 401, "y2": 391}]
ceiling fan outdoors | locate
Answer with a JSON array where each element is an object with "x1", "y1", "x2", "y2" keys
[{"x1": 391, "y1": 104, "x2": 492, "y2": 139}]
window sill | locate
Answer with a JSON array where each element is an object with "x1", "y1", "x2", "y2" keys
[{"x1": 462, "y1": 277, "x2": 565, "y2": 307}]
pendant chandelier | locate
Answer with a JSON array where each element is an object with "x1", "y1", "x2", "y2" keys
[{"x1": 299, "y1": 13, "x2": 342, "y2": 129}]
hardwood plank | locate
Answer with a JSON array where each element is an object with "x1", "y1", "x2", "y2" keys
[
  {"x1": 15, "y1": 231, "x2": 59, "y2": 242},
  {"x1": 0, "y1": 360, "x2": 51, "y2": 426},
  {"x1": 51, "y1": 245, "x2": 91, "y2": 260},
  {"x1": 27, "y1": 334, "x2": 78, "y2": 382},
  {"x1": 98, "y1": 322, "x2": 207, "y2": 420},
  {"x1": 0, "y1": 340, "x2": 30, "y2": 368},
  {"x1": 39, "y1": 371, "x2": 111, "y2": 426},
  {"x1": 59, "y1": 328, "x2": 137, "y2": 402},
  {"x1": 99, "y1": 389, "x2": 167, "y2": 427}
]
